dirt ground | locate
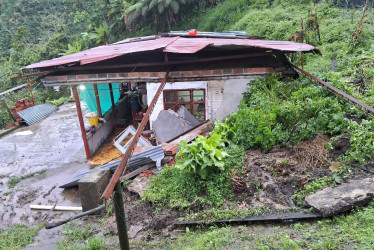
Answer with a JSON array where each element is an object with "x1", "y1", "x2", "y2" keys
[{"x1": 1, "y1": 103, "x2": 372, "y2": 249}]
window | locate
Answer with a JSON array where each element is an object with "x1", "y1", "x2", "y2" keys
[{"x1": 163, "y1": 89, "x2": 206, "y2": 122}]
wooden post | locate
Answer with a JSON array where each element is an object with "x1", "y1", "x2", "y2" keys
[
  {"x1": 72, "y1": 86, "x2": 91, "y2": 159},
  {"x1": 27, "y1": 78, "x2": 35, "y2": 105},
  {"x1": 113, "y1": 181, "x2": 130, "y2": 250},
  {"x1": 93, "y1": 84, "x2": 103, "y2": 118},
  {"x1": 353, "y1": 0, "x2": 370, "y2": 42},
  {"x1": 109, "y1": 83, "x2": 116, "y2": 119},
  {"x1": 301, "y1": 19, "x2": 305, "y2": 69}
]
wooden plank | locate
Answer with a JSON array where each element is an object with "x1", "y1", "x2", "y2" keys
[
  {"x1": 173, "y1": 212, "x2": 322, "y2": 226},
  {"x1": 119, "y1": 163, "x2": 155, "y2": 181}
]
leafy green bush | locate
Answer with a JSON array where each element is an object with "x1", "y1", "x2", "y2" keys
[
  {"x1": 221, "y1": 75, "x2": 353, "y2": 152},
  {"x1": 175, "y1": 133, "x2": 229, "y2": 179},
  {"x1": 144, "y1": 142, "x2": 244, "y2": 209}
]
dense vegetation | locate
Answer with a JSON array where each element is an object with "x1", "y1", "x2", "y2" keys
[
  {"x1": 1, "y1": 0, "x2": 374, "y2": 128},
  {"x1": 1, "y1": 0, "x2": 373, "y2": 248},
  {"x1": 144, "y1": 0, "x2": 374, "y2": 210}
]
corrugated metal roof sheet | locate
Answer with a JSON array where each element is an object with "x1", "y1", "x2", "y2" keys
[
  {"x1": 59, "y1": 145, "x2": 165, "y2": 188},
  {"x1": 24, "y1": 36, "x2": 179, "y2": 69},
  {"x1": 17, "y1": 104, "x2": 58, "y2": 125},
  {"x1": 163, "y1": 37, "x2": 318, "y2": 54},
  {"x1": 24, "y1": 34, "x2": 321, "y2": 70}
]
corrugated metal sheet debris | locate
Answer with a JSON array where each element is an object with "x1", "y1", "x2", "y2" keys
[
  {"x1": 17, "y1": 104, "x2": 58, "y2": 125},
  {"x1": 24, "y1": 33, "x2": 321, "y2": 69},
  {"x1": 60, "y1": 145, "x2": 165, "y2": 188}
]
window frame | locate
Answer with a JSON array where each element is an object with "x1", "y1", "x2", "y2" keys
[{"x1": 163, "y1": 88, "x2": 206, "y2": 121}]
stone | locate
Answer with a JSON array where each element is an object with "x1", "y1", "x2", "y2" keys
[
  {"x1": 153, "y1": 106, "x2": 200, "y2": 143},
  {"x1": 78, "y1": 168, "x2": 111, "y2": 212},
  {"x1": 127, "y1": 175, "x2": 151, "y2": 197},
  {"x1": 128, "y1": 225, "x2": 143, "y2": 238},
  {"x1": 305, "y1": 177, "x2": 374, "y2": 217}
]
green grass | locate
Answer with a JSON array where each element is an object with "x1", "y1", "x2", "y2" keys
[
  {"x1": 57, "y1": 222, "x2": 107, "y2": 250},
  {"x1": 133, "y1": 202, "x2": 374, "y2": 249},
  {"x1": 7, "y1": 170, "x2": 47, "y2": 188},
  {"x1": 0, "y1": 224, "x2": 44, "y2": 250}
]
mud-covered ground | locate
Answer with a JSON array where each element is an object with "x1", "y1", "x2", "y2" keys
[
  {"x1": 0, "y1": 103, "x2": 92, "y2": 248},
  {"x1": 1, "y1": 103, "x2": 372, "y2": 249}
]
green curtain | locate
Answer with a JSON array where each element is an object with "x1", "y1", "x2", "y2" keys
[{"x1": 79, "y1": 83, "x2": 121, "y2": 115}]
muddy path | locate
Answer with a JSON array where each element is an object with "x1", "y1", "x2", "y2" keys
[{"x1": 0, "y1": 103, "x2": 91, "y2": 227}]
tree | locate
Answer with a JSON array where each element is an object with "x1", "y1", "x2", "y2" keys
[{"x1": 125, "y1": 0, "x2": 187, "y2": 30}]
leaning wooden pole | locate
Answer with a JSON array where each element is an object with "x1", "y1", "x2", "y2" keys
[
  {"x1": 293, "y1": 65, "x2": 374, "y2": 116},
  {"x1": 1, "y1": 99, "x2": 16, "y2": 122},
  {"x1": 101, "y1": 71, "x2": 169, "y2": 200},
  {"x1": 72, "y1": 86, "x2": 91, "y2": 159},
  {"x1": 353, "y1": 0, "x2": 370, "y2": 42},
  {"x1": 114, "y1": 181, "x2": 130, "y2": 250}
]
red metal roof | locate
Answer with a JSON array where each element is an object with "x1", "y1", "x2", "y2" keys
[{"x1": 24, "y1": 36, "x2": 320, "y2": 69}]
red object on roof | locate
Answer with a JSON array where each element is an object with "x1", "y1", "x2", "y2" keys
[{"x1": 24, "y1": 35, "x2": 320, "y2": 69}]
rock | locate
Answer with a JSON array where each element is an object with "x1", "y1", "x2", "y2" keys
[
  {"x1": 127, "y1": 175, "x2": 151, "y2": 197},
  {"x1": 305, "y1": 177, "x2": 374, "y2": 217},
  {"x1": 128, "y1": 225, "x2": 143, "y2": 238}
]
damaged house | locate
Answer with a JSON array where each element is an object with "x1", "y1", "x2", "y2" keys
[{"x1": 23, "y1": 31, "x2": 321, "y2": 159}]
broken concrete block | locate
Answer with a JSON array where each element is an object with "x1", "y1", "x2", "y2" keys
[
  {"x1": 176, "y1": 105, "x2": 200, "y2": 127},
  {"x1": 305, "y1": 177, "x2": 374, "y2": 217},
  {"x1": 153, "y1": 106, "x2": 200, "y2": 143},
  {"x1": 78, "y1": 168, "x2": 111, "y2": 212},
  {"x1": 127, "y1": 175, "x2": 151, "y2": 197}
]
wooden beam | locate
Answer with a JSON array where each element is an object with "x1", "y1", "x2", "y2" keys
[
  {"x1": 0, "y1": 83, "x2": 28, "y2": 96},
  {"x1": 293, "y1": 65, "x2": 374, "y2": 116},
  {"x1": 11, "y1": 71, "x2": 52, "y2": 79},
  {"x1": 101, "y1": 71, "x2": 169, "y2": 200},
  {"x1": 72, "y1": 86, "x2": 91, "y2": 159},
  {"x1": 44, "y1": 53, "x2": 270, "y2": 72}
]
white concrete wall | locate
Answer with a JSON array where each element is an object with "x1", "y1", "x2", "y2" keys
[
  {"x1": 146, "y1": 77, "x2": 255, "y2": 128},
  {"x1": 146, "y1": 81, "x2": 207, "y2": 127},
  {"x1": 208, "y1": 78, "x2": 255, "y2": 121}
]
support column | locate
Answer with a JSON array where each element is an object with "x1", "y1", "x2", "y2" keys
[
  {"x1": 72, "y1": 86, "x2": 91, "y2": 159},
  {"x1": 27, "y1": 78, "x2": 35, "y2": 105},
  {"x1": 114, "y1": 181, "x2": 130, "y2": 250},
  {"x1": 93, "y1": 84, "x2": 103, "y2": 118},
  {"x1": 109, "y1": 83, "x2": 116, "y2": 119}
]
